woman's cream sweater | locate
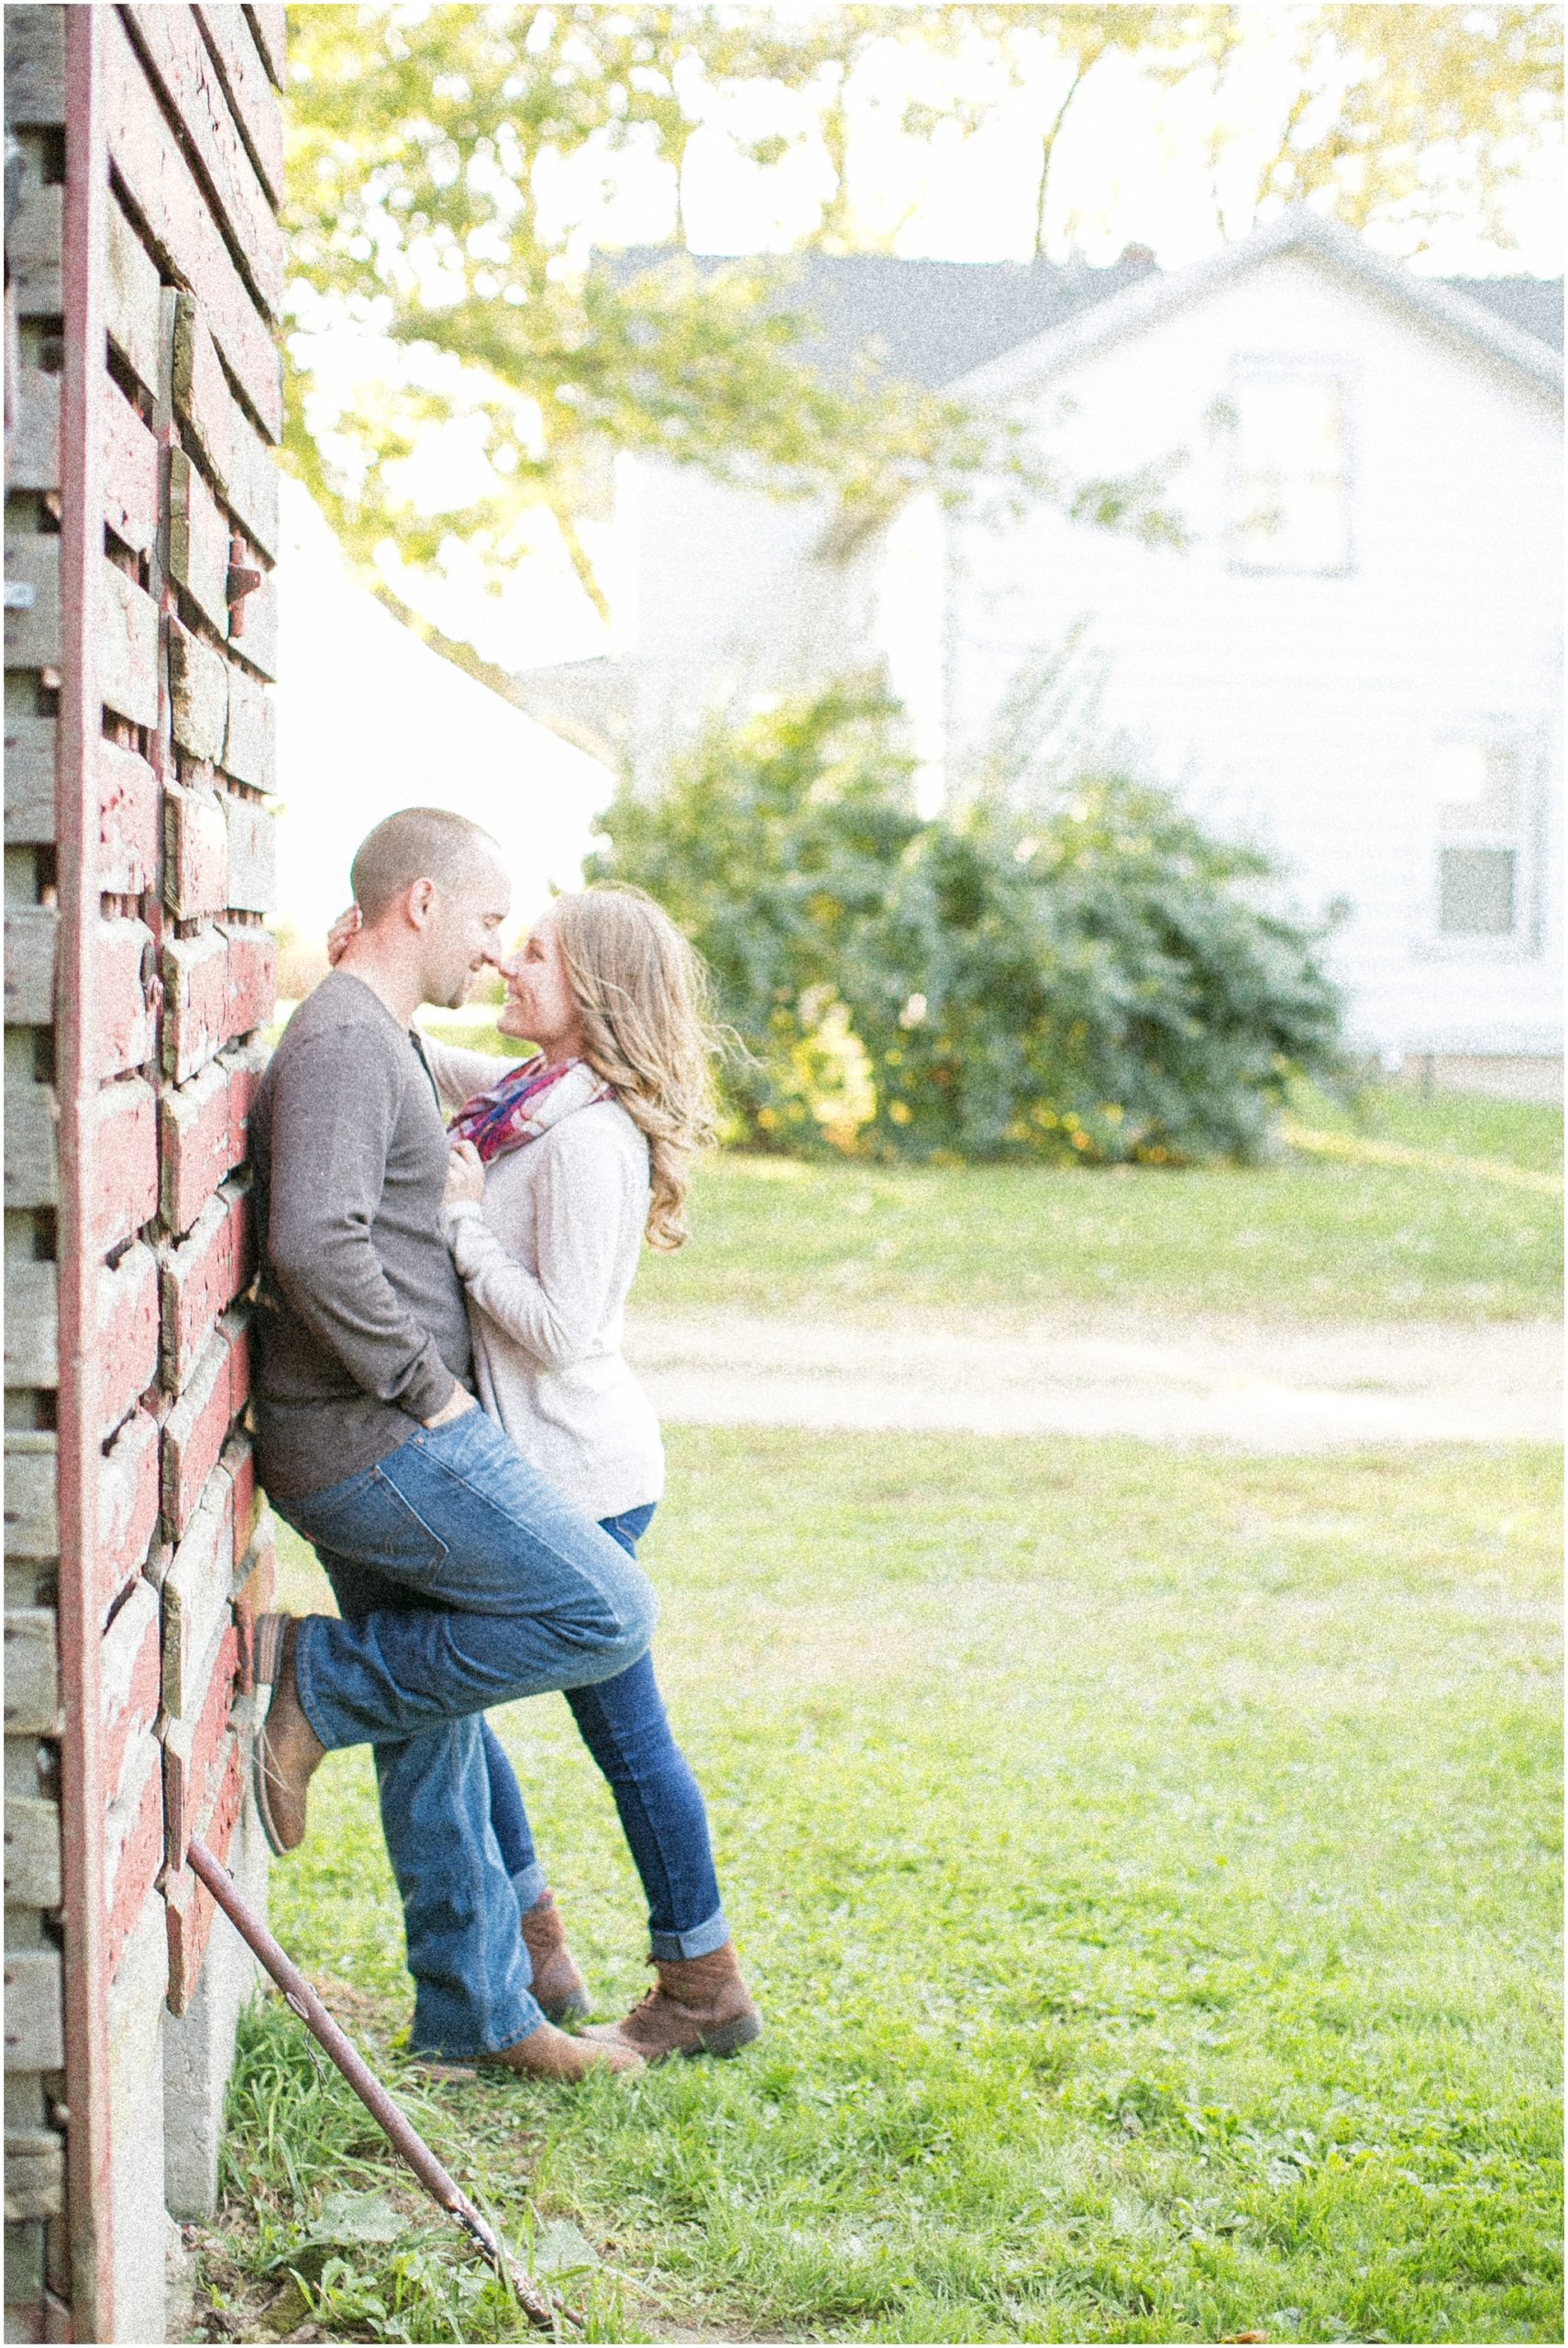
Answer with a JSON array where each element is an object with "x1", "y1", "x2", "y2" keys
[{"x1": 424, "y1": 1036, "x2": 664, "y2": 1522}]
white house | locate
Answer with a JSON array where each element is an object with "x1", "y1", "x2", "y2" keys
[{"x1": 518, "y1": 215, "x2": 1564, "y2": 1097}]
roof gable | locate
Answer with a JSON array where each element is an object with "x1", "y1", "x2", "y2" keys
[{"x1": 954, "y1": 210, "x2": 1563, "y2": 405}]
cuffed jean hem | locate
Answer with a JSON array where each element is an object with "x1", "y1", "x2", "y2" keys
[
  {"x1": 649, "y1": 1906, "x2": 731, "y2": 1963},
  {"x1": 512, "y1": 1863, "x2": 548, "y2": 1915}
]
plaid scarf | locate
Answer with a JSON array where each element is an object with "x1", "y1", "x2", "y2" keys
[{"x1": 447, "y1": 1053, "x2": 613, "y2": 1166}]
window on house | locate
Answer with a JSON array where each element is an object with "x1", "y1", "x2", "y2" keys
[
  {"x1": 1433, "y1": 737, "x2": 1526, "y2": 942},
  {"x1": 1231, "y1": 366, "x2": 1351, "y2": 573}
]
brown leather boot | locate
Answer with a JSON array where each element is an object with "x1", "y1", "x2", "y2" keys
[
  {"x1": 480, "y1": 2022, "x2": 642, "y2": 2081},
  {"x1": 251, "y1": 1616, "x2": 325, "y2": 1855},
  {"x1": 520, "y1": 1889, "x2": 590, "y2": 2024},
  {"x1": 582, "y1": 1944, "x2": 761, "y2": 2063}
]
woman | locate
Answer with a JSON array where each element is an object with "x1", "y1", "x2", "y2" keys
[{"x1": 332, "y1": 883, "x2": 758, "y2": 2065}]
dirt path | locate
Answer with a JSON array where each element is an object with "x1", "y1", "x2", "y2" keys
[{"x1": 624, "y1": 1308, "x2": 1560, "y2": 1452}]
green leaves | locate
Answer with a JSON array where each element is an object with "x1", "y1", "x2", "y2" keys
[{"x1": 590, "y1": 681, "x2": 1347, "y2": 1164}]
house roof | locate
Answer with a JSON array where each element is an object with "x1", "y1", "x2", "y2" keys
[
  {"x1": 953, "y1": 210, "x2": 1563, "y2": 404},
  {"x1": 607, "y1": 220, "x2": 1562, "y2": 401}
]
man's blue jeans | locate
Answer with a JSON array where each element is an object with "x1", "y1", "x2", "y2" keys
[
  {"x1": 480, "y1": 1505, "x2": 729, "y2": 1963},
  {"x1": 272, "y1": 1407, "x2": 657, "y2": 2059}
]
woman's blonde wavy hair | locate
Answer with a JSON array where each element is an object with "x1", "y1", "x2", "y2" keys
[{"x1": 550, "y1": 885, "x2": 719, "y2": 1251}]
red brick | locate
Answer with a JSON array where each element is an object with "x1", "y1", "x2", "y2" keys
[
  {"x1": 163, "y1": 779, "x2": 229, "y2": 919},
  {"x1": 226, "y1": 1309, "x2": 252, "y2": 1416},
  {"x1": 162, "y1": 1622, "x2": 239, "y2": 1870},
  {"x1": 224, "y1": 1037, "x2": 268, "y2": 1167},
  {"x1": 99, "y1": 1408, "x2": 160, "y2": 1615},
  {"x1": 94, "y1": 1077, "x2": 158, "y2": 1254},
  {"x1": 100, "y1": 1578, "x2": 161, "y2": 1807},
  {"x1": 160, "y1": 1182, "x2": 248, "y2": 1390},
  {"x1": 165, "y1": 1733, "x2": 244, "y2": 2013},
  {"x1": 232, "y1": 1509, "x2": 276, "y2": 1694},
  {"x1": 98, "y1": 1242, "x2": 159, "y2": 1437},
  {"x1": 222, "y1": 923, "x2": 275, "y2": 1040},
  {"x1": 160, "y1": 1327, "x2": 234, "y2": 1541},
  {"x1": 103, "y1": 1734, "x2": 164, "y2": 1982},
  {"x1": 160, "y1": 1058, "x2": 232, "y2": 1236},
  {"x1": 95, "y1": 917, "x2": 156, "y2": 1080},
  {"x1": 98, "y1": 738, "x2": 159, "y2": 895},
  {"x1": 162, "y1": 928, "x2": 229, "y2": 1084}
]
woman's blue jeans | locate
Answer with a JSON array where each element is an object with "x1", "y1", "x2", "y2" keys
[
  {"x1": 479, "y1": 1504, "x2": 728, "y2": 1964},
  {"x1": 271, "y1": 1407, "x2": 657, "y2": 2059}
]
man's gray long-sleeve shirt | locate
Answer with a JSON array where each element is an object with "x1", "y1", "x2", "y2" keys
[{"x1": 249, "y1": 970, "x2": 472, "y2": 1501}]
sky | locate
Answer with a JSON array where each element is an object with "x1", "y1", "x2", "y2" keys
[{"x1": 273, "y1": 479, "x2": 613, "y2": 947}]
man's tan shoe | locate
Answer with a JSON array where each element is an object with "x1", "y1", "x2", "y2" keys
[
  {"x1": 480, "y1": 2023, "x2": 643, "y2": 2081},
  {"x1": 251, "y1": 1615, "x2": 326, "y2": 1855},
  {"x1": 582, "y1": 1944, "x2": 761, "y2": 2064},
  {"x1": 521, "y1": 1889, "x2": 590, "y2": 2024}
]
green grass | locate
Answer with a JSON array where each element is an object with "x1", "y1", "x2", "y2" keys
[
  {"x1": 412, "y1": 1041, "x2": 1563, "y2": 1324},
  {"x1": 205, "y1": 1431, "x2": 1562, "y2": 2343}
]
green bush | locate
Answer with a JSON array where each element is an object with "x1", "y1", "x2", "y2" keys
[{"x1": 587, "y1": 685, "x2": 1346, "y2": 1164}]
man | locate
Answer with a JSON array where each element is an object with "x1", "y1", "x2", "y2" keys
[{"x1": 248, "y1": 808, "x2": 653, "y2": 2079}]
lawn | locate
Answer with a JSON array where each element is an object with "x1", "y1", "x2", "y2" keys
[
  {"x1": 630, "y1": 1089, "x2": 1562, "y2": 1327},
  {"x1": 203, "y1": 1429, "x2": 1562, "y2": 2344},
  {"x1": 409, "y1": 1030, "x2": 1563, "y2": 1325}
]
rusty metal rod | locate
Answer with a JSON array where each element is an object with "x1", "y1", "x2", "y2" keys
[{"x1": 186, "y1": 1837, "x2": 570, "y2": 2333}]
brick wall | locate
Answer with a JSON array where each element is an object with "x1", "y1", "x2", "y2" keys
[{"x1": 4, "y1": 10, "x2": 284, "y2": 2338}]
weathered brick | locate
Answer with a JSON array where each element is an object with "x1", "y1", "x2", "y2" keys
[
  {"x1": 99, "y1": 1578, "x2": 161, "y2": 1809},
  {"x1": 5, "y1": 904, "x2": 56, "y2": 1025},
  {"x1": 222, "y1": 791, "x2": 274, "y2": 914},
  {"x1": 224, "y1": 1036, "x2": 269, "y2": 1167},
  {"x1": 222, "y1": 924, "x2": 275, "y2": 1040},
  {"x1": 162, "y1": 927, "x2": 229, "y2": 1083},
  {"x1": 226, "y1": 1309, "x2": 252, "y2": 1419},
  {"x1": 164, "y1": 780, "x2": 229, "y2": 919},
  {"x1": 103, "y1": 371, "x2": 160, "y2": 558},
  {"x1": 4, "y1": 1432, "x2": 57, "y2": 1561},
  {"x1": 160, "y1": 1058, "x2": 232, "y2": 1236},
  {"x1": 168, "y1": 615, "x2": 229, "y2": 765},
  {"x1": 97, "y1": 737, "x2": 159, "y2": 896},
  {"x1": 96, "y1": 917, "x2": 157, "y2": 1080},
  {"x1": 99, "y1": 1409, "x2": 160, "y2": 1617},
  {"x1": 163, "y1": 1622, "x2": 239, "y2": 1870},
  {"x1": 231, "y1": 567, "x2": 277, "y2": 679},
  {"x1": 3, "y1": 1612, "x2": 59, "y2": 1735},
  {"x1": 160, "y1": 1326, "x2": 235, "y2": 1542},
  {"x1": 103, "y1": 1733, "x2": 164, "y2": 1982},
  {"x1": 99, "y1": 557, "x2": 160, "y2": 732},
  {"x1": 5, "y1": 1800, "x2": 61, "y2": 1912},
  {"x1": 6, "y1": 1080, "x2": 56, "y2": 1211},
  {"x1": 224, "y1": 1434, "x2": 260, "y2": 1571},
  {"x1": 98, "y1": 1242, "x2": 159, "y2": 1436},
  {"x1": 94, "y1": 1078, "x2": 159, "y2": 1255},
  {"x1": 164, "y1": 1731, "x2": 244, "y2": 2015},
  {"x1": 160, "y1": 1182, "x2": 249, "y2": 1390},
  {"x1": 221, "y1": 661, "x2": 273, "y2": 792},
  {"x1": 5, "y1": 714, "x2": 55, "y2": 847},
  {"x1": 168, "y1": 449, "x2": 231, "y2": 637},
  {"x1": 231, "y1": 1507, "x2": 276, "y2": 1694},
  {"x1": 161, "y1": 1475, "x2": 235, "y2": 1719}
]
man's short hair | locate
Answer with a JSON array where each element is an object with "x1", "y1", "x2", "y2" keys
[{"x1": 350, "y1": 808, "x2": 503, "y2": 924}]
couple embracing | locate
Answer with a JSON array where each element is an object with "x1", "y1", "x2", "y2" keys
[{"x1": 248, "y1": 805, "x2": 759, "y2": 2079}]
